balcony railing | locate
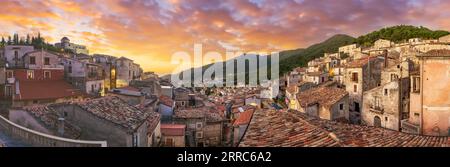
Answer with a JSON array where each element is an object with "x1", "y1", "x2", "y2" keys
[{"x1": 369, "y1": 105, "x2": 384, "y2": 114}]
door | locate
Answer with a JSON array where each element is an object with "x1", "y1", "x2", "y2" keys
[
  {"x1": 354, "y1": 102, "x2": 360, "y2": 112},
  {"x1": 374, "y1": 116, "x2": 381, "y2": 127}
]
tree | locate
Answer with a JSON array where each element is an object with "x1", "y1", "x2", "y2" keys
[
  {"x1": 7, "y1": 36, "x2": 12, "y2": 45},
  {"x1": 1, "y1": 37, "x2": 5, "y2": 45},
  {"x1": 26, "y1": 34, "x2": 30, "y2": 44},
  {"x1": 13, "y1": 33, "x2": 19, "y2": 44}
]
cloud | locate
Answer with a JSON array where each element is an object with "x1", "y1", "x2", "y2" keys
[{"x1": 1, "y1": 0, "x2": 450, "y2": 74}]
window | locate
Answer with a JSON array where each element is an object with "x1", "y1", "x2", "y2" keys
[
  {"x1": 414, "y1": 113, "x2": 420, "y2": 117},
  {"x1": 352, "y1": 72, "x2": 358, "y2": 82},
  {"x1": 391, "y1": 74, "x2": 398, "y2": 81},
  {"x1": 374, "y1": 96, "x2": 381, "y2": 109},
  {"x1": 196, "y1": 122, "x2": 203, "y2": 129},
  {"x1": 68, "y1": 66, "x2": 72, "y2": 73},
  {"x1": 165, "y1": 138, "x2": 174, "y2": 147},
  {"x1": 196, "y1": 132, "x2": 203, "y2": 139},
  {"x1": 44, "y1": 57, "x2": 50, "y2": 65},
  {"x1": 385, "y1": 117, "x2": 388, "y2": 121},
  {"x1": 384, "y1": 89, "x2": 388, "y2": 96},
  {"x1": 6, "y1": 71, "x2": 13, "y2": 78},
  {"x1": 44, "y1": 71, "x2": 51, "y2": 79},
  {"x1": 132, "y1": 133, "x2": 139, "y2": 147},
  {"x1": 30, "y1": 56, "x2": 36, "y2": 65},
  {"x1": 27, "y1": 70, "x2": 34, "y2": 79},
  {"x1": 353, "y1": 85, "x2": 357, "y2": 93},
  {"x1": 412, "y1": 76, "x2": 420, "y2": 93},
  {"x1": 339, "y1": 103, "x2": 344, "y2": 110}
]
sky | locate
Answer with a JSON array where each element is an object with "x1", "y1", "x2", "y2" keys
[{"x1": 1, "y1": 0, "x2": 450, "y2": 75}]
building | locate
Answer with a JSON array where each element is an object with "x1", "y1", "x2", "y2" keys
[
  {"x1": 109, "y1": 86, "x2": 145, "y2": 106},
  {"x1": 159, "y1": 95, "x2": 175, "y2": 122},
  {"x1": 93, "y1": 54, "x2": 117, "y2": 92},
  {"x1": 374, "y1": 39, "x2": 394, "y2": 49},
  {"x1": 62, "y1": 58, "x2": 104, "y2": 96},
  {"x1": 232, "y1": 107, "x2": 254, "y2": 147},
  {"x1": 285, "y1": 82, "x2": 315, "y2": 110},
  {"x1": 2, "y1": 45, "x2": 34, "y2": 68},
  {"x1": 51, "y1": 96, "x2": 159, "y2": 147},
  {"x1": 401, "y1": 49, "x2": 450, "y2": 136},
  {"x1": 344, "y1": 55, "x2": 384, "y2": 123},
  {"x1": 303, "y1": 71, "x2": 328, "y2": 84},
  {"x1": 115, "y1": 57, "x2": 142, "y2": 87},
  {"x1": 173, "y1": 107, "x2": 225, "y2": 147},
  {"x1": 54, "y1": 37, "x2": 89, "y2": 55},
  {"x1": 295, "y1": 86, "x2": 349, "y2": 121},
  {"x1": 362, "y1": 60, "x2": 412, "y2": 131},
  {"x1": 5, "y1": 50, "x2": 84, "y2": 107},
  {"x1": 160, "y1": 124, "x2": 186, "y2": 147},
  {"x1": 439, "y1": 34, "x2": 450, "y2": 43},
  {"x1": 239, "y1": 109, "x2": 449, "y2": 147},
  {"x1": 338, "y1": 44, "x2": 358, "y2": 55}
]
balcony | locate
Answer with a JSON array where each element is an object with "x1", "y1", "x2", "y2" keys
[
  {"x1": 369, "y1": 105, "x2": 384, "y2": 114},
  {"x1": 6, "y1": 78, "x2": 15, "y2": 84}
]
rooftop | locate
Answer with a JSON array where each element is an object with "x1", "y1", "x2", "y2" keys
[
  {"x1": 75, "y1": 96, "x2": 157, "y2": 132},
  {"x1": 174, "y1": 107, "x2": 224, "y2": 122},
  {"x1": 420, "y1": 49, "x2": 450, "y2": 57},
  {"x1": 22, "y1": 105, "x2": 81, "y2": 139},
  {"x1": 233, "y1": 108, "x2": 255, "y2": 126},
  {"x1": 159, "y1": 95, "x2": 174, "y2": 107},
  {"x1": 296, "y1": 86, "x2": 348, "y2": 108},
  {"x1": 239, "y1": 110, "x2": 449, "y2": 147},
  {"x1": 15, "y1": 80, "x2": 84, "y2": 101},
  {"x1": 345, "y1": 55, "x2": 379, "y2": 68}
]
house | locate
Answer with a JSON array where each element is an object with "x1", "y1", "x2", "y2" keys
[
  {"x1": 6, "y1": 50, "x2": 85, "y2": 107},
  {"x1": 296, "y1": 86, "x2": 349, "y2": 121},
  {"x1": 244, "y1": 94, "x2": 261, "y2": 108},
  {"x1": 93, "y1": 54, "x2": 117, "y2": 92},
  {"x1": 2, "y1": 45, "x2": 34, "y2": 68},
  {"x1": 160, "y1": 124, "x2": 186, "y2": 147},
  {"x1": 304, "y1": 71, "x2": 328, "y2": 84},
  {"x1": 115, "y1": 57, "x2": 142, "y2": 87},
  {"x1": 401, "y1": 49, "x2": 450, "y2": 136},
  {"x1": 62, "y1": 58, "x2": 104, "y2": 96},
  {"x1": 0, "y1": 59, "x2": 6, "y2": 99},
  {"x1": 232, "y1": 107, "x2": 255, "y2": 147},
  {"x1": 173, "y1": 107, "x2": 225, "y2": 147},
  {"x1": 159, "y1": 95, "x2": 175, "y2": 121},
  {"x1": 285, "y1": 81, "x2": 315, "y2": 110},
  {"x1": 438, "y1": 34, "x2": 450, "y2": 43},
  {"x1": 374, "y1": 39, "x2": 394, "y2": 49},
  {"x1": 239, "y1": 109, "x2": 448, "y2": 147},
  {"x1": 54, "y1": 37, "x2": 89, "y2": 55},
  {"x1": 129, "y1": 78, "x2": 161, "y2": 96},
  {"x1": 344, "y1": 55, "x2": 384, "y2": 123},
  {"x1": 362, "y1": 60, "x2": 412, "y2": 131},
  {"x1": 338, "y1": 44, "x2": 358, "y2": 55}
]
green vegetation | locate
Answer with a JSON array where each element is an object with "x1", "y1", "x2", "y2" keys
[
  {"x1": 279, "y1": 34, "x2": 355, "y2": 74},
  {"x1": 355, "y1": 25, "x2": 450, "y2": 47},
  {"x1": 0, "y1": 33, "x2": 64, "y2": 53}
]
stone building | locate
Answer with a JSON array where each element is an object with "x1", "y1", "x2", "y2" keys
[
  {"x1": 344, "y1": 55, "x2": 384, "y2": 123},
  {"x1": 362, "y1": 59, "x2": 412, "y2": 131},
  {"x1": 62, "y1": 58, "x2": 104, "y2": 96},
  {"x1": 1, "y1": 45, "x2": 34, "y2": 68},
  {"x1": 54, "y1": 96, "x2": 158, "y2": 147},
  {"x1": 401, "y1": 49, "x2": 450, "y2": 136},
  {"x1": 295, "y1": 86, "x2": 349, "y2": 121},
  {"x1": 173, "y1": 107, "x2": 225, "y2": 147},
  {"x1": 54, "y1": 37, "x2": 89, "y2": 55},
  {"x1": 160, "y1": 124, "x2": 186, "y2": 147},
  {"x1": 374, "y1": 39, "x2": 394, "y2": 49},
  {"x1": 115, "y1": 57, "x2": 142, "y2": 87},
  {"x1": 439, "y1": 34, "x2": 450, "y2": 43}
]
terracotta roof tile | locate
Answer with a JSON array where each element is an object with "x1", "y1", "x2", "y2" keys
[
  {"x1": 233, "y1": 108, "x2": 255, "y2": 126},
  {"x1": 296, "y1": 87, "x2": 348, "y2": 108},
  {"x1": 15, "y1": 80, "x2": 84, "y2": 101},
  {"x1": 239, "y1": 110, "x2": 449, "y2": 147},
  {"x1": 420, "y1": 49, "x2": 450, "y2": 57},
  {"x1": 159, "y1": 95, "x2": 174, "y2": 107}
]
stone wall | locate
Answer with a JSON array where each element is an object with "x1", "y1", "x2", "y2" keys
[{"x1": 0, "y1": 115, "x2": 106, "y2": 147}]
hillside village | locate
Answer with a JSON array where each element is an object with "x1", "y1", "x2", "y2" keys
[{"x1": 1, "y1": 30, "x2": 450, "y2": 147}]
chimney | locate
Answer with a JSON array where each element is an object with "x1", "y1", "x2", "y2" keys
[{"x1": 58, "y1": 117, "x2": 65, "y2": 136}]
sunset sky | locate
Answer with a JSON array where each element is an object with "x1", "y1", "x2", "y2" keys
[{"x1": 1, "y1": 0, "x2": 450, "y2": 74}]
